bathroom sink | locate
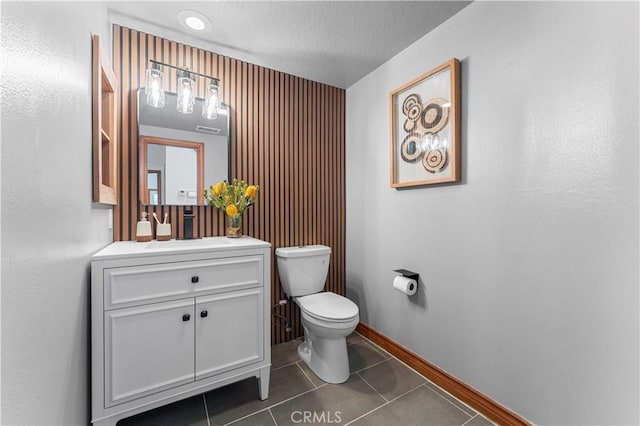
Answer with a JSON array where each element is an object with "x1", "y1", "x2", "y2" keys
[
  {"x1": 93, "y1": 236, "x2": 270, "y2": 261},
  {"x1": 145, "y1": 238, "x2": 231, "y2": 250}
]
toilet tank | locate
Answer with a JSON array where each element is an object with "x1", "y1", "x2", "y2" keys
[{"x1": 275, "y1": 245, "x2": 331, "y2": 297}]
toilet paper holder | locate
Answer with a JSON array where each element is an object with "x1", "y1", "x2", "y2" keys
[{"x1": 393, "y1": 269, "x2": 419, "y2": 281}]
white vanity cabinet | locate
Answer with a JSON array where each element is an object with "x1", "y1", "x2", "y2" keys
[{"x1": 91, "y1": 237, "x2": 271, "y2": 426}]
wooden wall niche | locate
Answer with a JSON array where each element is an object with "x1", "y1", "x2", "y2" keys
[{"x1": 92, "y1": 35, "x2": 118, "y2": 204}]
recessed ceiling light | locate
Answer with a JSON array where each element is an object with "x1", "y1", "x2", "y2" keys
[
  {"x1": 177, "y1": 10, "x2": 212, "y2": 33},
  {"x1": 185, "y1": 16, "x2": 205, "y2": 31}
]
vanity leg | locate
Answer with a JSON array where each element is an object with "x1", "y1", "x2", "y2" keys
[
  {"x1": 92, "y1": 417, "x2": 117, "y2": 426},
  {"x1": 258, "y1": 366, "x2": 271, "y2": 400}
]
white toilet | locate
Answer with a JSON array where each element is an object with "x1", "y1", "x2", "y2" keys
[{"x1": 275, "y1": 245, "x2": 359, "y2": 384}]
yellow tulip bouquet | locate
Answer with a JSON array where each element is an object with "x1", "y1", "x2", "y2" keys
[{"x1": 204, "y1": 178, "x2": 259, "y2": 237}]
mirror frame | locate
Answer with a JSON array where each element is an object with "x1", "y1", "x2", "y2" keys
[{"x1": 138, "y1": 135, "x2": 205, "y2": 205}]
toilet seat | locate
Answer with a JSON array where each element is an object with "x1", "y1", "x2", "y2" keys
[{"x1": 296, "y1": 292, "x2": 359, "y2": 322}]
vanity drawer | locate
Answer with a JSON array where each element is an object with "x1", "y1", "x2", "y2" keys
[{"x1": 104, "y1": 255, "x2": 263, "y2": 309}]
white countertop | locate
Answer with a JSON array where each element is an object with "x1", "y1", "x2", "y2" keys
[{"x1": 92, "y1": 236, "x2": 271, "y2": 261}]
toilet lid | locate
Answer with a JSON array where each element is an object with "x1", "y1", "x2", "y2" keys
[{"x1": 296, "y1": 292, "x2": 359, "y2": 321}]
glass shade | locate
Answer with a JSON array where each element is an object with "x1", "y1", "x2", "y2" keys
[
  {"x1": 177, "y1": 70, "x2": 195, "y2": 114},
  {"x1": 203, "y1": 80, "x2": 219, "y2": 120},
  {"x1": 145, "y1": 65, "x2": 165, "y2": 108}
]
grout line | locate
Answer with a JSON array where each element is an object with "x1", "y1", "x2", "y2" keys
[
  {"x1": 361, "y1": 337, "x2": 393, "y2": 357},
  {"x1": 295, "y1": 361, "x2": 318, "y2": 388},
  {"x1": 268, "y1": 408, "x2": 278, "y2": 426},
  {"x1": 354, "y1": 358, "x2": 388, "y2": 374},
  {"x1": 202, "y1": 394, "x2": 211, "y2": 426},
  {"x1": 343, "y1": 382, "x2": 425, "y2": 426},
  {"x1": 360, "y1": 339, "x2": 392, "y2": 359},
  {"x1": 343, "y1": 403, "x2": 386, "y2": 425},
  {"x1": 361, "y1": 337, "x2": 421, "y2": 375},
  {"x1": 422, "y1": 383, "x2": 475, "y2": 418},
  {"x1": 384, "y1": 352, "x2": 421, "y2": 376},
  {"x1": 356, "y1": 372, "x2": 388, "y2": 402},
  {"x1": 461, "y1": 414, "x2": 478, "y2": 426},
  {"x1": 461, "y1": 413, "x2": 496, "y2": 426},
  {"x1": 385, "y1": 382, "x2": 425, "y2": 404},
  {"x1": 470, "y1": 414, "x2": 497, "y2": 426},
  {"x1": 270, "y1": 360, "x2": 299, "y2": 372},
  {"x1": 223, "y1": 408, "x2": 270, "y2": 426},
  {"x1": 423, "y1": 380, "x2": 477, "y2": 416},
  {"x1": 232, "y1": 383, "x2": 326, "y2": 421},
  {"x1": 264, "y1": 385, "x2": 324, "y2": 412}
]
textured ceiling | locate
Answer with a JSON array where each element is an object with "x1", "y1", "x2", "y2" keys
[{"x1": 108, "y1": 1, "x2": 471, "y2": 89}]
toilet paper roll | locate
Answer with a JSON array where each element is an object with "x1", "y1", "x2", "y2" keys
[{"x1": 393, "y1": 275, "x2": 417, "y2": 296}]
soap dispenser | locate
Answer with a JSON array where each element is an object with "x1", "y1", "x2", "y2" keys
[
  {"x1": 183, "y1": 208, "x2": 195, "y2": 239},
  {"x1": 136, "y1": 212, "x2": 152, "y2": 242}
]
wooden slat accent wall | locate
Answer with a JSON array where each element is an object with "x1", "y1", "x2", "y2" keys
[{"x1": 113, "y1": 25, "x2": 345, "y2": 345}]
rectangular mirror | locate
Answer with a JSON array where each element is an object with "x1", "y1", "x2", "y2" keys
[{"x1": 137, "y1": 88, "x2": 230, "y2": 206}]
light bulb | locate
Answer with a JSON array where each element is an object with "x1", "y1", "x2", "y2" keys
[
  {"x1": 177, "y1": 69, "x2": 195, "y2": 114},
  {"x1": 203, "y1": 80, "x2": 219, "y2": 120},
  {"x1": 145, "y1": 64, "x2": 165, "y2": 108}
]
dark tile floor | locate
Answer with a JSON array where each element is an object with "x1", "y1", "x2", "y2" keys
[{"x1": 118, "y1": 332, "x2": 494, "y2": 426}]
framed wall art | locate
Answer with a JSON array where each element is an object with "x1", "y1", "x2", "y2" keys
[{"x1": 389, "y1": 58, "x2": 460, "y2": 188}]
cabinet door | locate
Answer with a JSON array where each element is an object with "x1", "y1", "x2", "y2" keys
[
  {"x1": 104, "y1": 299, "x2": 195, "y2": 407},
  {"x1": 196, "y1": 289, "x2": 263, "y2": 380}
]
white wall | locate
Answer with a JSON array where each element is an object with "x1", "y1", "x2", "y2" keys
[
  {"x1": 346, "y1": 2, "x2": 638, "y2": 425},
  {"x1": 1, "y1": 2, "x2": 113, "y2": 424},
  {"x1": 202, "y1": 133, "x2": 229, "y2": 188},
  {"x1": 165, "y1": 146, "x2": 198, "y2": 204},
  {"x1": 147, "y1": 143, "x2": 167, "y2": 203}
]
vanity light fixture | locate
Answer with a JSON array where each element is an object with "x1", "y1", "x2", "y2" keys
[{"x1": 145, "y1": 59, "x2": 221, "y2": 119}]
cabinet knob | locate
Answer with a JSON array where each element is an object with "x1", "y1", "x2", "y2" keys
[
  {"x1": 200, "y1": 310, "x2": 208, "y2": 318},
  {"x1": 191, "y1": 276, "x2": 199, "y2": 284},
  {"x1": 182, "y1": 314, "x2": 191, "y2": 322}
]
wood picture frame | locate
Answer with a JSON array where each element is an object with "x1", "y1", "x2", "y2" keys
[{"x1": 390, "y1": 58, "x2": 460, "y2": 188}]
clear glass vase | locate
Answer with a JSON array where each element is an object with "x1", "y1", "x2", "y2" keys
[{"x1": 227, "y1": 215, "x2": 242, "y2": 238}]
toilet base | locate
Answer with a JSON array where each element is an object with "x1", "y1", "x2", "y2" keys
[{"x1": 297, "y1": 336, "x2": 350, "y2": 384}]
